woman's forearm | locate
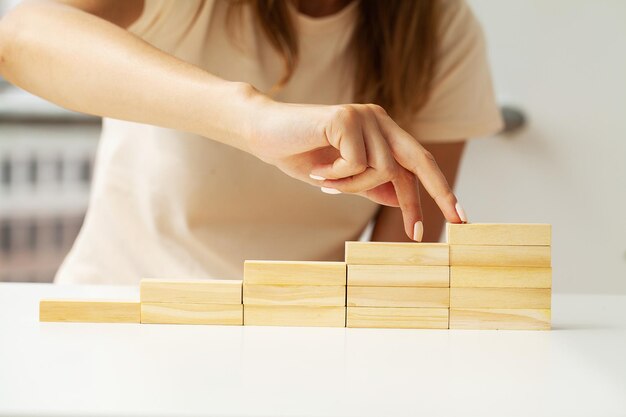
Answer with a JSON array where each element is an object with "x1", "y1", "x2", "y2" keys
[{"x1": 0, "y1": 1, "x2": 263, "y2": 151}]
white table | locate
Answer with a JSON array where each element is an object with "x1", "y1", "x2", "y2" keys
[{"x1": 0, "y1": 283, "x2": 625, "y2": 417}]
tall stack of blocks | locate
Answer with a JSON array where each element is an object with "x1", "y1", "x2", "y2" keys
[
  {"x1": 447, "y1": 224, "x2": 552, "y2": 330},
  {"x1": 39, "y1": 223, "x2": 551, "y2": 330}
]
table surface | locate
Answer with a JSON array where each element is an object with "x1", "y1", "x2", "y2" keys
[{"x1": 0, "y1": 283, "x2": 625, "y2": 417}]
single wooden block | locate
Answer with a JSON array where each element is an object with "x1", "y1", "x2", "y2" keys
[
  {"x1": 39, "y1": 300, "x2": 140, "y2": 323},
  {"x1": 450, "y1": 288, "x2": 551, "y2": 309},
  {"x1": 449, "y1": 245, "x2": 551, "y2": 267},
  {"x1": 141, "y1": 303, "x2": 243, "y2": 325},
  {"x1": 347, "y1": 287, "x2": 450, "y2": 308},
  {"x1": 446, "y1": 223, "x2": 551, "y2": 246},
  {"x1": 450, "y1": 266, "x2": 552, "y2": 288},
  {"x1": 347, "y1": 265, "x2": 449, "y2": 287},
  {"x1": 345, "y1": 242, "x2": 449, "y2": 266},
  {"x1": 140, "y1": 279, "x2": 242, "y2": 304},
  {"x1": 243, "y1": 305, "x2": 346, "y2": 327},
  {"x1": 347, "y1": 307, "x2": 449, "y2": 329},
  {"x1": 243, "y1": 284, "x2": 345, "y2": 306},
  {"x1": 450, "y1": 308, "x2": 551, "y2": 330},
  {"x1": 244, "y1": 260, "x2": 346, "y2": 286}
]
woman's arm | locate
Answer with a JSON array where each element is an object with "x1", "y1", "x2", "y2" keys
[
  {"x1": 371, "y1": 141, "x2": 466, "y2": 242},
  {"x1": 0, "y1": 0, "x2": 465, "y2": 240},
  {"x1": 0, "y1": 0, "x2": 258, "y2": 151}
]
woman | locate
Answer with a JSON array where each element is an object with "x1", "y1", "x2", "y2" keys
[{"x1": 0, "y1": 0, "x2": 502, "y2": 284}]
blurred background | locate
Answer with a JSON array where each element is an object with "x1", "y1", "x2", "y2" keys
[
  {"x1": 0, "y1": 0, "x2": 100, "y2": 283},
  {"x1": 0, "y1": 0, "x2": 624, "y2": 293}
]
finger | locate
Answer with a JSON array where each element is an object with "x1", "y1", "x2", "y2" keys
[
  {"x1": 310, "y1": 155, "x2": 366, "y2": 180},
  {"x1": 321, "y1": 167, "x2": 376, "y2": 192},
  {"x1": 392, "y1": 170, "x2": 424, "y2": 241},
  {"x1": 321, "y1": 163, "x2": 395, "y2": 194},
  {"x1": 412, "y1": 150, "x2": 462, "y2": 223},
  {"x1": 375, "y1": 113, "x2": 463, "y2": 223}
]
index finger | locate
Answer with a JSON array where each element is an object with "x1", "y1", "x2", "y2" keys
[{"x1": 392, "y1": 169, "x2": 424, "y2": 241}]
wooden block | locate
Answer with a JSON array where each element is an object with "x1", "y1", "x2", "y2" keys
[
  {"x1": 243, "y1": 305, "x2": 346, "y2": 327},
  {"x1": 345, "y1": 242, "x2": 449, "y2": 266},
  {"x1": 141, "y1": 303, "x2": 242, "y2": 325},
  {"x1": 140, "y1": 279, "x2": 242, "y2": 304},
  {"x1": 450, "y1": 288, "x2": 551, "y2": 309},
  {"x1": 450, "y1": 308, "x2": 551, "y2": 330},
  {"x1": 348, "y1": 265, "x2": 449, "y2": 287},
  {"x1": 243, "y1": 284, "x2": 345, "y2": 306},
  {"x1": 450, "y1": 266, "x2": 552, "y2": 288},
  {"x1": 446, "y1": 223, "x2": 551, "y2": 246},
  {"x1": 244, "y1": 260, "x2": 345, "y2": 286},
  {"x1": 347, "y1": 287, "x2": 449, "y2": 308},
  {"x1": 39, "y1": 300, "x2": 140, "y2": 323},
  {"x1": 347, "y1": 307, "x2": 449, "y2": 329},
  {"x1": 449, "y1": 245, "x2": 551, "y2": 267}
]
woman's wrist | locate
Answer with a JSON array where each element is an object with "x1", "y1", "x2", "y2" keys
[
  {"x1": 224, "y1": 81, "x2": 275, "y2": 154},
  {"x1": 193, "y1": 79, "x2": 272, "y2": 153}
]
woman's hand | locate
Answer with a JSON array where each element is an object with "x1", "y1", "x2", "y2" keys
[{"x1": 247, "y1": 101, "x2": 467, "y2": 241}]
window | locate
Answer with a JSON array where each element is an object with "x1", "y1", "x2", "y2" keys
[
  {"x1": 1, "y1": 157, "x2": 11, "y2": 188},
  {"x1": 0, "y1": 221, "x2": 11, "y2": 255},
  {"x1": 27, "y1": 155, "x2": 38, "y2": 186}
]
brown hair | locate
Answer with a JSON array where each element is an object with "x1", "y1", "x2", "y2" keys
[{"x1": 229, "y1": 0, "x2": 440, "y2": 123}]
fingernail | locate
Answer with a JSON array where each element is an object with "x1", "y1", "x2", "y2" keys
[
  {"x1": 310, "y1": 174, "x2": 325, "y2": 181},
  {"x1": 455, "y1": 202, "x2": 468, "y2": 223},
  {"x1": 413, "y1": 221, "x2": 424, "y2": 242},
  {"x1": 321, "y1": 187, "x2": 341, "y2": 195}
]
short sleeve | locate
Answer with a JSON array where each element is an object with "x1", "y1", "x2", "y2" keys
[
  {"x1": 408, "y1": 0, "x2": 503, "y2": 142},
  {"x1": 125, "y1": 0, "x2": 167, "y2": 37},
  {"x1": 126, "y1": 0, "x2": 210, "y2": 54}
]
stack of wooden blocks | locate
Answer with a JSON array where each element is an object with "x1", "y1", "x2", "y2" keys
[
  {"x1": 242, "y1": 261, "x2": 346, "y2": 327},
  {"x1": 39, "y1": 223, "x2": 552, "y2": 331},
  {"x1": 140, "y1": 279, "x2": 243, "y2": 325},
  {"x1": 447, "y1": 224, "x2": 552, "y2": 330},
  {"x1": 345, "y1": 242, "x2": 450, "y2": 329}
]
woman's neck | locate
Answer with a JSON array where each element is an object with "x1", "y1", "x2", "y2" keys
[{"x1": 293, "y1": 0, "x2": 353, "y2": 18}]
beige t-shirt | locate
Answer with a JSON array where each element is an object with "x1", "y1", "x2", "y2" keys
[{"x1": 55, "y1": 0, "x2": 502, "y2": 284}]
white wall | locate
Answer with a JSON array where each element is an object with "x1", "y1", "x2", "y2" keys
[{"x1": 462, "y1": 0, "x2": 626, "y2": 293}]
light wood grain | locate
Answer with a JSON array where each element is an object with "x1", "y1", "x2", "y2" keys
[
  {"x1": 450, "y1": 266, "x2": 552, "y2": 288},
  {"x1": 446, "y1": 223, "x2": 551, "y2": 246},
  {"x1": 141, "y1": 303, "x2": 243, "y2": 325},
  {"x1": 243, "y1": 305, "x2": 346, "y2": 327},
  {"x1": 244, "y1": 260, "x2": 346, "y2": 285},
  {"x1": 449, "y1": 245, "x2": 551, "y2": 267},
  {"x1": 348, "y1": 265, "x2": 449, "y2": 287},
  {"x1": 450, "y1": 308, "x2": 551, "y2": 330},
  {"x1": 39, "y1": 300, "x2": 140, "y2": 323},
  {"x1": 140, "y1": 279, "x2": 242, "y2": 304},
  {"x1": 243, "y1": 284, "x2": 345, "y2": 306},
  {"x1": 345, "y1": 242, "x2": 450, "y2": 265},
  {"x1": 347, "y1": 307, "x2": 449, "y2": 329},
  {"x1": 450, "y1": 288, "x2": 551, "y2": 309},
  {"x1": 347, "y1": 286, "x2": 450, "y2": 308}
]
